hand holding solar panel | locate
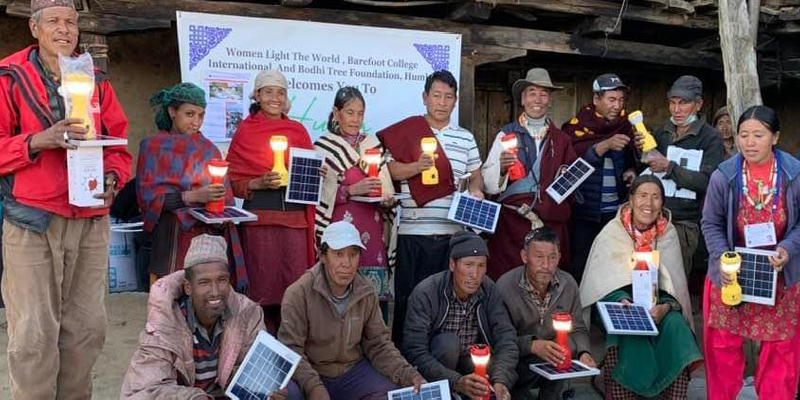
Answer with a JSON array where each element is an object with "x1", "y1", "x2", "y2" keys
[
  {"x1": 545, "y1": 158, "x2": 595, "y2": 204},
  {"x1": 285, "y1": 148, "x2": 325, "y2": 205},
  {"x1": 226, "y1": 331, "x2": 301, "y2": 400}
]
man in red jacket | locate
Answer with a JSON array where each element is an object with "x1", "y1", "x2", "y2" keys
[
  {"x1": 0, "y1": 0, "x2": 131, "y2": 399},
  {"x1": 482, "y1": 67, "x2": 577, "y2": 280}
]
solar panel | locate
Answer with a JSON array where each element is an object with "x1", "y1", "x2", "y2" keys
[
  {"x1": 596, "y1": 301, "x2": 659, "y2": 336},
  {"x1": 226, "y1": 331, "x2": 301, "y2": 400},
  {"x1": 387, "y1": 379, "x2": 451, "y2": 400},
  {"x1": 188, "y1": 207, "x2": 258, "y2": 224},
  {"x1": 530, "y1": 360, "x2": 601, "y2": 380},
  {"x1": 446, "y1": 192, "x2": 501, "y2": 233},
  {"x1": 545, "y1": 158, "x2": 595, "y2": 204},
  {"x1": 285, "y1": 148, "x2": 324, "y2": 205},
  {"x1": 736, "y1": 247, "x2": 779, "y2": 306}
]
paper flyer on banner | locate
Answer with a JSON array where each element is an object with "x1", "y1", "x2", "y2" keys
[
  {"x1": 176, "y1": 11, "x2": 462, "y2": 144},
  {"x1": 203, "y1": 70, "x2": 249, "y2": 142}
]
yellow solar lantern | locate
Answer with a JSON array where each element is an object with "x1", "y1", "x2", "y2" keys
[{"x1": 721, "y1": 251, "x2": 743, "y2": 306}]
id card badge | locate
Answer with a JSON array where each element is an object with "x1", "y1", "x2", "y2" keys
[{"x1": 744, "y1": 222, "x2": 777, "y2": 248}]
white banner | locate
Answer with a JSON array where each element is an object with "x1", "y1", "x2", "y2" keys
[{"x1": 176, "y1": 11, "x2": 462, "y2": 143}]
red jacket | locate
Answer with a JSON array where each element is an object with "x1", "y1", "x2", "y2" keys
[{"x1": 0, "y1": 46, "x2": 132, "y2": 218}]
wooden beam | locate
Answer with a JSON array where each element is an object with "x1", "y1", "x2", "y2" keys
[
  {"x1": 718, "y1": 0, "x2": 762, "y2": 128},
  {"x1": 473, "y1": 0, "x2": 718, "y2": 29},
  {"x1": 472, "y1": 26, "x2": 721, "y2": 69},
  {"x1": 88, "y1": 0, "x2": 720, "y2": 69},
  {"x1": 448, "y1": 2, "x2": 492, "y2": 23},
  {"x1": 6, "y1": 1, "x2": 170, "y2": 33},
  {"x1": 576, "y1": 16, "x2": 622, "y2": 36},
  {"x1": 680, "y1": 34, "x2": 721, "y2": 51}
]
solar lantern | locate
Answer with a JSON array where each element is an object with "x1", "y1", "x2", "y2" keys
[
  {"x1": 270, "y1": 135, "x2": 289, "y2": 187},
  {"x1": 552, "y1": 312, "x2": 573, "y2": 370},
  {"x1": 469, "y1": 344, "x2": 491, "y2": 400},
  {"x1": 720, "y1": 251, "x2": 743, "y2": 306},
  {"x1": 62, "y1": 72, "x2": 96, "y2": 139},
  {"x1": 206, "y1": 158, "x2": 229, "y2": 213},
  {"x1": 363, "y1": 148, "x2": 382, "y2": 197},
  {"x1": 420, "y1": 137, "x2": 439, "y2": 185},
  {"x1": 500, "y1": 133, "x2": 525, "y2": 181}
]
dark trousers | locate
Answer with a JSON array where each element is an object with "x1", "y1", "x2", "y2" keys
[
  {"x1": 512, "y1": 355, "x2": 565, "y2": 400},
  {"x1": 392, "y1": 234, "x2": 451, "y2": 347},
  {"x1": 286, "y1": 359, "x2": 397, "y2": 400},
  {"x1": 569, "y1": 213, "x2": 615, "y2": 284},
  {"x1": 430, "y1": 332, "x2": 474, "y2": 375}
]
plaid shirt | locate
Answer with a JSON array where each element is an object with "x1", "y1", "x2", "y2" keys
[
  {"x1": 180, "y1": 295, "x2": 229, "y2": 397},
  {"x1": 441, "y1": 289, "x2": 480, "y2": 355},
  {"x1": 520, "y1": 270, "x2": 560, "y2": 325}
]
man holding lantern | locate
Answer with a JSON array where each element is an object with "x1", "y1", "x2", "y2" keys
[
  {"x1": 377, "y1": 70, "x2": 484, "y2": 346},
  {"x1": 496, "y1": 227, "x2": 595, "y2": 400},
  {"x1": 403, "y1": 231, "x2": 518, "y2": 400},
  {"x1": 0, "y1": 0, "x2": 132, "y2": 398},
  {"x1": 482, "y1": 67, "x2": 577, "y2": 281},
  {"x1": 562, "y1": 73, "x2": 638, "y2": 283}
]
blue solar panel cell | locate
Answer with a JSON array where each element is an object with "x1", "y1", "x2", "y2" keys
[
  {"x1": 226, "y1": 331, "x2": 301, "y2": 400},
  {"x1": 596, "y1": 302, "x2": 659, "y2": 336},
  {"x1": 736, "y1": 247, "x2": 778, "y2": 306},
  {"x1": 545, "y1": 158, "x2": 594, "y2": 204},
  {"x1": 285, "y1": 149, "x2": 324, "y2": 205},
  {"x1": 387, "y1": 380, "x2": 451, "y2": 400},
  {"x1": 446, "y1": 192, "x2": 501, "y2": 233}
]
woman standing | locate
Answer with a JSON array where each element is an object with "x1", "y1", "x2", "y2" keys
[
  {"x1": 702, "y1": 105, "x2": 800, "y2": 400},
  {"x1": 226, "y1": 70, "x2": 316, "y2": 333},
  {"x1": 314, "y1": 86, "x2": 395, "y2": 319},
  {"x1": 137, "y1": 82, "x2": 247, "y2": 289}
]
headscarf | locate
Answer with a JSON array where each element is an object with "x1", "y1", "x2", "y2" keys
[{"x1": 149, "y1": 82, "x2": 207, "y2": 132}]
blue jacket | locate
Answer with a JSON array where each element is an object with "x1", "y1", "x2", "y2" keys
[{"x1": 702, "y1": 150, "x2": 800, "y2": 287}]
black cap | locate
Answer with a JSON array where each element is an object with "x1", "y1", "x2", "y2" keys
[
  {"x1": 449, "y1": 231, "x2": 488, "y2": 260},
  {"x1": 592, "y1": 73, "x2": 629, "y2": 92},
  {"x1": 667, "y1": 75, "x2": 703, "y2": 100}
]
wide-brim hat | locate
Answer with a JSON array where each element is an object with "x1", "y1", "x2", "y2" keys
[{"x1": 512, "y1": 68, "x2": 564, "y2": 101}]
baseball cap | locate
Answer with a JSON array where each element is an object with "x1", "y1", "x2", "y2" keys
[
  {"x1": 321, "y1": 221, "x2": 366, "y2": 251},
  {"x1": 592, "y1": 73, "x2": 629, "y2": 92}
]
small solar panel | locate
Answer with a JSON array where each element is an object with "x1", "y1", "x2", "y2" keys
[
  {"x1": 596, "y1": 301, "x2": 659, "y2": 336},
  {"x1": 285, "y1": 148, "x2": 324, "y2": 205},
  {"x1": 188, "y1": 207, "x2": 258, "y2": 224},
  {"x1": 530, "y1": 360, "x2": 601, "y2": 380},
  {"x1": 736, "y1": 247, "x2": 779, "y2": 306},
  {"x1": 387, "y1": 379, "x2": 451, "y2": 400},
  {"x1": 545, "y1": 158, "x2": 595, "y2": 204},
  {"x1": 446, "y1": 192, "x2": 501, "y2": 233},
  {"x1": 226, "y1": 331, "x2": 301, "y2": 400}
]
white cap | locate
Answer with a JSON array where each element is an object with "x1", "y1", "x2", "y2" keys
[{"x1": 321, "y1": 221, "x2": 366, "y2": 250}]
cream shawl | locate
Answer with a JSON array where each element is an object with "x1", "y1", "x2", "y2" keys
[{"x1": 579, "y1": 206, "x2": 694, "y2": 331}]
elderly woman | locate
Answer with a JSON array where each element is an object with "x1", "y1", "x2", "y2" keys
[
  {"x1": 226, "y1": 70, "x2": 316, "y2": 333},
  {"x1": 313, "y1": 86, "x2": 395, "y2": 318},
  {"x1": 702, "y1": 105, "x2": 800, "y2": 400},
  {"x1": 136, "y1": 83, "x2": 246, "y2": 288},
  {"x1": 713, "y1": 106, "x2": 735, "y2": 159},
  {"x1": 580, "y1": 175, "x2": 701, "y2": 399}
]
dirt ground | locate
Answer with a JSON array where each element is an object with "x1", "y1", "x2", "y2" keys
[
  {"x1": 0, "y1": 293, "x2": 758, "y2": 400},
  {"x1": 0, "y1": 292, "x2": 149, "y2": 400}
]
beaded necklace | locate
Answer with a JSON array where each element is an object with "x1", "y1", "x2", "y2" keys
[{"x1": 741, "y1": 154, "x2": 779, "y2": 212}]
